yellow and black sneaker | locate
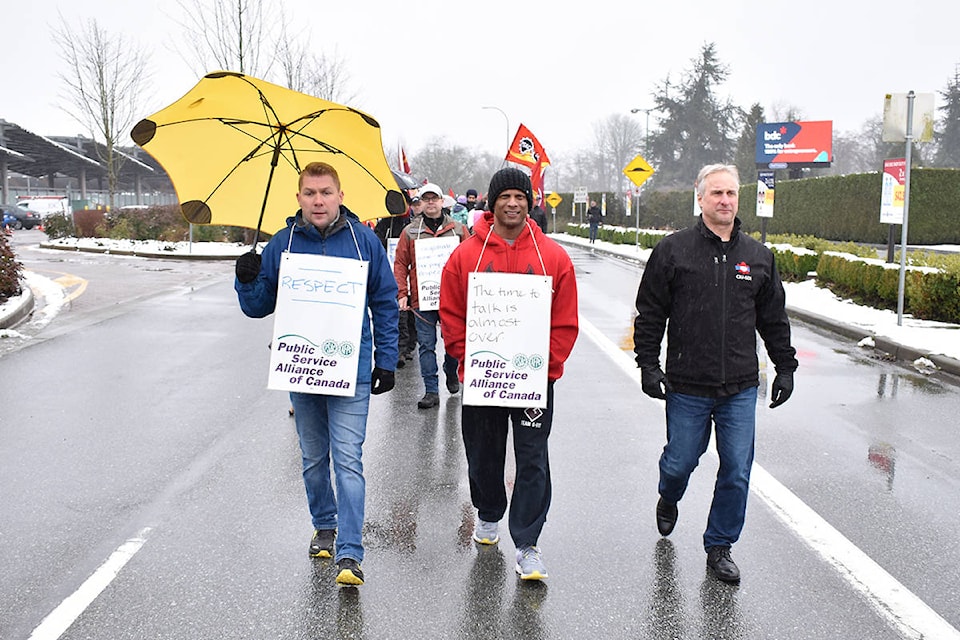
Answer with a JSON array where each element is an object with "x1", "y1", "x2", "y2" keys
[
  {"x1": 309, "y1": 529, "x2": 335, "y2": 558},
  {"x1": 335, "y1": 558, "x2": 364, "y2": 586}
]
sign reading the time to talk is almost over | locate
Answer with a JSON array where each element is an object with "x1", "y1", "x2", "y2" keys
[{"x1": 463, "y1": 272, "x2": 552, "y2": 408}]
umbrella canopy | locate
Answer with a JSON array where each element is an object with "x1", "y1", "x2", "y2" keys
[{"x1": 131, "y1": 71, "x2": 407, "y2": 235}]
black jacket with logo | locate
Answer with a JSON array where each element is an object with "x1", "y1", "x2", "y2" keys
[{"x1": 633, "y1": 217, "x2": 798, "y2": 396}]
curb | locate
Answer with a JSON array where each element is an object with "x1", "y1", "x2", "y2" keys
[
  {"x1": 38, "y1": 242, "x2": 245, "y2": 261},
  {"x1": 0, "y1": 285, "x2": 34, "y2": 330},
  {"x1": 553, "y1": 236, "x2": 960, "y2": 379}
]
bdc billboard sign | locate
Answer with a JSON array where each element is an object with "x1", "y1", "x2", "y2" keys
[{"x1": 755, "y1": 121, "x2": 833, "y2": 169}]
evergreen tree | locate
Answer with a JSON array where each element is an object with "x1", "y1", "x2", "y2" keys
[
  {"x1": 934, "y1": 65, "x2": 960, "y2": 168},
  {"x1": 734, "y1": 103, "x2": 765, "y2": 184},
  {"x1": 646, "y1": 43, "x2": 742, "y2": 189}
]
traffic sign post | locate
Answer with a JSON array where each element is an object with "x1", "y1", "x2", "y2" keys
[
  {"x1": 573, "y1": 187, "x2": 588, "y2": 226},
  {"x1": 623, "y1": 155, "x2": 655, "y2": 188},
  {"x1": 623, "y1": 155, "x2": 655, "y2": 246},
  {"x1": 546, "y1": 192, "x2": 562, "y2": 233}
]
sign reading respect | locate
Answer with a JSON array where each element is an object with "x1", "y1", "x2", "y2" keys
[{"x1": 268, "y1": 253, "x2": 367, "y2": 396}]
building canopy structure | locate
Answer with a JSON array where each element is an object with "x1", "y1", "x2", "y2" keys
[{"x1": 0, "y1": 118, "x2": 173, "y2": 207}]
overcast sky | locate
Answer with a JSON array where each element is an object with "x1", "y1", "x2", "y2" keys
[{"x1": 5, "y1": 0, "x2": 959, "y2": 162}]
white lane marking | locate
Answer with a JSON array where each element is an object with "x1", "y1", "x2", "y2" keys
[
  {"x1": 579, "y1": 314, "x2": 960, "y2": 640},
  {"x1": 28, "y1": 528, "x2": 152, "y2": 640}
]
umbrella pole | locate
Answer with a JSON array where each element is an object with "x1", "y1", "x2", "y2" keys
[{"x1": 251, "y1": 145, "x2": 283, "y2": 251}]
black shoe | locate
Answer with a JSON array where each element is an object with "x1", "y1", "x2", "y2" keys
[
  {"x1": 396, "y1": 358, "x2": 406, "y2": 369},
  {"x1": 336, "y1": 557, "x2": 364, "y2": 586},
  {"x1": 417, "y1": 392, "x2": 440, "y2": 409},
  {"x1": 309, "y1": 529, "x2": 336, "y2": 558},
  {"x1": 446, "y1": 375, "x2": 460, "y2": 394},
  {"x1": 656, "y1": 497, "x2": 678, "y2": 536},
  {"x1": 706, "y1": 546, "x2": 740, "y2": 584}
]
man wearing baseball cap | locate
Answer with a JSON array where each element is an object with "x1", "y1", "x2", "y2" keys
[{"x1": 394, "y1": 182, "x2": 469, "y2": 408}]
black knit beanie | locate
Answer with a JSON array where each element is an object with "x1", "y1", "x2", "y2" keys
[{"x1": 487, "y1": 167, "x2": 532, "y2": 208}]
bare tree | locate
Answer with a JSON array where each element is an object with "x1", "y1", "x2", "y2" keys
[
  {"x1": 591, "y1": 114, "x2": 644, "y2": 193},
  {"x1": 55, "y1": 16, "x2": 150, "y2": 208},
  {"x1": 274, "y1": 14, "x2": 361, "y2": 105},
  {"x1": 173, "y1": 0, "x2": 276, "y2": 76}
]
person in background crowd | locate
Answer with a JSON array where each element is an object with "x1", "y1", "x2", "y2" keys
[
  {"x1": 464, "y1": 188, "x2": 479, "y2": 211},
  {"x1": 394, "y1": 182, "x2": 469, "y2": 408},
  {"x1": 586, "y1": 200, "x2": 602, "y2": 244},
  {"x1": 529, "y1": 196, "x2": 548, "y2": 233}
]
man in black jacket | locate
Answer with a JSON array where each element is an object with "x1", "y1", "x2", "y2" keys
[{"x1": 633, "y1": 164, "x2": 797, "y2": 584}]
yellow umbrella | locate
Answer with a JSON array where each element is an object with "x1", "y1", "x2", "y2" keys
[{"x1": 131, "y1": 71, "x2": 407, "y2": 237}]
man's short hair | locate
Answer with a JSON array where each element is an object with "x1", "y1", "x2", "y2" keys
[
  {"x1": 299, "y1": 162, "x2": 341, "y2": 191},
  {"x1": 696, "y1": 164, "x2": 739, "y2": 196}
]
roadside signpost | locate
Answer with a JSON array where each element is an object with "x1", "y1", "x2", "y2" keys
[
  {"x1": 623, "y1": 154, "x2": 655, "y2": 247},
  {"x1": 546, "y1": 192, "x2": 562, "y2": 233}
]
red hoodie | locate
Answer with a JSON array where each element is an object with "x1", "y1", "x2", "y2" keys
[{"x1": 440, "y1": 211, "x2": 579, "y2": 382}]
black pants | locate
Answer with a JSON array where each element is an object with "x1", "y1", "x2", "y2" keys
[
  {"x1": 398, "y1": 309, "x2": 417, "y2": 355},
  {"x1": 461, "y1": 382, "x2": 554, "y2": 548}
]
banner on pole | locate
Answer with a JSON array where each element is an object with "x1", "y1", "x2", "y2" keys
[
  {"x1": 880, "y1": 158, "x2": 907, "y2": 225},
  {"x1": 756, "y1": 171, "x2": 775, "y2": 218}
]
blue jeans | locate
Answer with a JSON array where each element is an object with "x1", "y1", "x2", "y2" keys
[
  {"x1": 659, "y1": 387, "x2": 757, "y2": 550},
  {"x1": 414, "y1": 309, "x2": 458, "y2": 394},
  {"x1": 589, "y1": 222, "x2": 599, "y2": 243},
  {"x1": 290, "y1": 385, "x2": 371, "y2": 563}
]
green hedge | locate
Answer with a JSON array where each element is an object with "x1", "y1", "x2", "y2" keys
[
  {"x1": 0, "y1": 233, "x2": 22, "y2": 303},
  {"x1": 527, "y1": 169, "x2": 960, "y2": 244},
  {"x1": 563, "y1": 226, "x2": 960, "y2": 323}
]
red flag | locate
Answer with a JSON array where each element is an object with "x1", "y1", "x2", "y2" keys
[
  {"x1": 530, "y1": 160, "x2": 548, "y2": 207},
  {"x1": 399, "y1": 144, "x2": 411, "y2": 174},
  {"x1": 505, "y1": 124, "x2": 550, "y2": 170},
  {"x1": 449, "y1": 188, "x2": 456, "y2": 197}
]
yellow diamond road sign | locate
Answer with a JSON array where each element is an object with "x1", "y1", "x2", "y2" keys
[
  {"x1": 623, "y1": 155, "x2": 655, "y2": 187},
  {"x1": 545, "y1": 192, "x2": 562, "y2": 208}
]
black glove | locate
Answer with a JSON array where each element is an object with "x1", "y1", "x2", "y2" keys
[
  {"x1": 235, "y1": 251, "x2": 261, "y2": 284},
  {"x1": 769, "y1": 372, "x2": 794, "y2": 408},
  {"x1": 370, "y1": 367, "x2": 395, "y2": 395},
  {"x1": 641, "y1": 367, "x2": 671, "y2": 400}
]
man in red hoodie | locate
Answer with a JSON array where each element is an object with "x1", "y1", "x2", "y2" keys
[{"x1": 439, "y1": 167, "x2": 579, "y2": 581}]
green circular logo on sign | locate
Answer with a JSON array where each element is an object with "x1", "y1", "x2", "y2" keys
[{"x1": 322, "y1": 340, "x2": 338, "y2": 356}]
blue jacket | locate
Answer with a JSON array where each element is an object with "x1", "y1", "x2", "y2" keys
[{"x1": 235, "y1": 206, "x2": 399, "y2": 383}]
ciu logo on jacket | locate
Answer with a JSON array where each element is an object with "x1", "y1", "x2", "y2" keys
[{"x1": 734, "y1": 262, "x2": 752, "y2": 281}]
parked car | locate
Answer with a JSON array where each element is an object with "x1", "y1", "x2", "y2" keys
[{"x1": 0, "y1": 203, "x2": 42, "y2": 230}]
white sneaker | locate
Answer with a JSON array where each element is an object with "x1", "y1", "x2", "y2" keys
[
  {"x1": 515, "y1": 545, "x2": 548, "y2": 580},
  {"x1": 472, "y1": 518, "x2": 500, "y2": 545}
]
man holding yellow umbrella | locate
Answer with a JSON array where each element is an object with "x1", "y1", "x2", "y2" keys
[{"x1": 234, "y1": 162, "x2": 398, "y2": 587}]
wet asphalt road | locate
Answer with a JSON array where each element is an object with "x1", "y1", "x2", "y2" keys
[{"x1": 2, "y1": 235, "x2": 960, "y2": 639}]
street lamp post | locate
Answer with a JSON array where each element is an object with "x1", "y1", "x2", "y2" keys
[
  {"x1": 482, "y1": 106, "x2": 510, "y2": 161},
  {"x1": 629, "y1": 107, "x2": 655, "y2": 248},
  {"x1": 630, "y1": 107, "x2": 653, "y2": 156}
]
